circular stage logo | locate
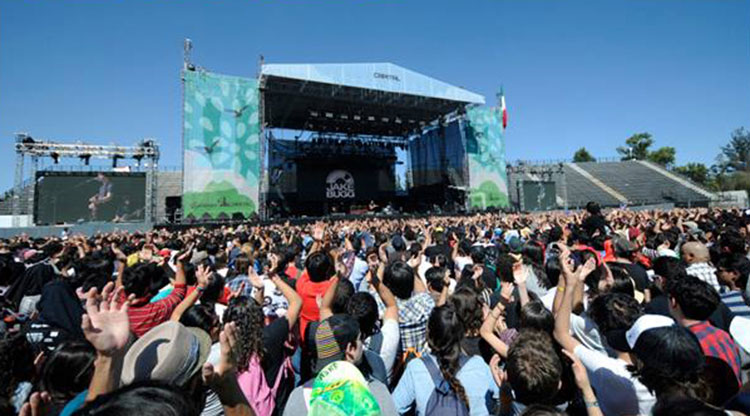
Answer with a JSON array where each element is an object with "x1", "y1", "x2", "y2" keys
[{"x1": 326, "y1": 170, "x2": 355, "y2": 199}]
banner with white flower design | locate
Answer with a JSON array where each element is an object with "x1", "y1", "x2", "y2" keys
[
  {"x1": 465, "y1": 107, "x2": 510, "y2": 210},
  {"x1": 182, "y1": 70, "x2": 260, "y2": 220}
]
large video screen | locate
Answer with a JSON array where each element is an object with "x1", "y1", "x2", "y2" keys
[{"x1": 35, "y1": 171, "x2": 146, "y2": 224}]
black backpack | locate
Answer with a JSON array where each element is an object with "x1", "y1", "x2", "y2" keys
[{"x1": 421, "y1": 354, "x2": 471, "y2": 416}]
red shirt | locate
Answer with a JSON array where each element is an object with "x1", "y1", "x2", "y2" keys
[
  {"x1": 121, "y1": 283, "x2": 186, "y2": 337},
  {"x1": 294, "y1": 270, "x2": 332, "y2": 341},
  {"x1": 688, "y1": 321, "x2": 742, "y2": 383}
]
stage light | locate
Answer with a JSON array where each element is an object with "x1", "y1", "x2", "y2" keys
[
  {"x1": 112, "y1": 154, "x2": 123, "y2": 168},
  {"x1": 79, "y1": 154, "x2": 91, "y2": 165},
  {"x1": 368, "y1": 116, "x2": 375, "y2": 121},
  {"x1": 133, "y1": 153, "x2": 144, "y2": 167},
  {"x1": 51, "y1": 152, "x2": 60, "y2": 164}
]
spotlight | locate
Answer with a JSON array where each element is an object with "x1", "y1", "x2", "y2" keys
[
  {"x1": 51, "y1": 152, "x2": 60, "y2": 164},
  {"x1": 79, "y1": 154, "x2": 91, "y2": 165},
  {"x1": 112, "y1": 154, "x2": 123, "y2": 168}
]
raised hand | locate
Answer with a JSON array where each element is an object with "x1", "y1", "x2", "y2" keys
[
  {"x1": 312, "y1": 223, "x2": 325, "y2": 242},
  {"x1": 578, "y1": 257, "x2": 597, "y2": 282},
  {"x1": 228, "y1": 281, "x2": 246, "y2": 302},
  {"x1": 512, "y1": 260, "x2": 527, "y2": 284},
  {"x1": 247, "y1": 265, "x2": 264, "y2": 289},
  {"x1": 110, "y1": 242, "x2": 127, "y2": 262},
  {"x1": 489, "y1": 354, "x2": 507, "y2": 388},
  {"x1": 196, "y1": 264, "x2": 211, "y2": 288},
  {"x1": 335, "y1": 260, "x2": 350, "y2": 280},
  {"x1": 203, "y1": 322, "x2": 239, "y2": 387},
  {"x1": 82, "y1": 282, "x2": 132, "y2": 356}
]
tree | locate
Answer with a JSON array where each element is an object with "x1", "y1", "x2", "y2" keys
[
  {"x1": 720, "y1": 127, "x2": 750, "y2": 172},
  {"x1": 616, "y1": 133, "x2": 653, "y2": 160},
  {"x1": 573, "y1": 147, "x2": 596, "y2": 163},
  {"x1": 674, "y1": 163, "x2": 708, "y2": 185},
  {"x1": 647, "y1": 146, "x2": 676, "y2": 168}
]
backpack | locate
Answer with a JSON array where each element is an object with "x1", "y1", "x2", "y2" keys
[
  {"x1": 237, "y1": 354, "x2": 293, "y2": 416},
  {"x1": 421, "y1": 354, "x2": 470, "y2": 416}
]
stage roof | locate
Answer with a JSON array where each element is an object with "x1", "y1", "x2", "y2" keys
[{"x1": 260, "y1": 63, "x2": 485, "y2": 136}]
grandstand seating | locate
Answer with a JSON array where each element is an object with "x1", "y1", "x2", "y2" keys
[
  {"x1": 508, "y1": 160, "x2": 715, "y2": 210},
  {"x1": 575, "y1": 161, "x2": 712, "y2": 207}
]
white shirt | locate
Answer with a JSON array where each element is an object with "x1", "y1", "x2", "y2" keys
[{"x1": 574, "y1": 345, "x2": 655, "y2": 416}]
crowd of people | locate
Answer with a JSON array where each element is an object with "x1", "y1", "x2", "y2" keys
[{"x1": 2, "y1": 203, "x2": 750, "y2": 415}]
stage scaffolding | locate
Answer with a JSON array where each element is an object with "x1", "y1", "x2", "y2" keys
[{"x1": 12, "y1": 133, "x2": 160, "y2": 226}]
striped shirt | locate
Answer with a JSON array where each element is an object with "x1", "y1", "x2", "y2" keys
[
  {"x1": 721, "y1": 290, "x2": 750, "y2": 318},
  {"x1": 119, "y1": 283, "x2": 186, "y2": 337}
]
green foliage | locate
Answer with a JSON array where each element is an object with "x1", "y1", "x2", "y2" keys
[
  {"x1": 674, "y1": 163, "x2": 708, "y2": 184},
  {"x1": 616, "y1": 132, "x2": 653, "y2": 160},
  {"x1": 647, "y1": 146, "x2": 676, "y2": 168},
  {"x1": 572, "y1": 147, "x2": 596, "y2": 163},
  {"x1": 720, "y1": 128, "x2": 750, "y2": 172}
]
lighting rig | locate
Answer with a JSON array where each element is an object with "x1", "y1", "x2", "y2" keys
[{"x1": 11, "y1": 133, "x2": 160, "y2": 226}]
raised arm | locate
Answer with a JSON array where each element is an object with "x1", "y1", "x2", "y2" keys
[
  {"x1": 203, "y1": 322, "x2": 257, "y2": 416},
  {"x1": 82, "y1": 282, "x2": 133, "y2": 404},
  {"x1": 247, "y1": 265, "x2": 265, "y2": 306},
  {"x1": 111, "y1": 243, "x2": 128, "y2": 289},
  {"x1": 480, "y1": 301, "x2": 509, "y2": 357},
  {"x1": 319, "y1": 275, "x2": 339, "y2": 321},
  {"x1": 268, "y1": 254, "x2": 302, "y2": 327},
  {"x1": 512, "y1": 261, "x2": 530, "y2": 307},
  {"x1": 553, "y1": 253, "x2": 595, "y2": 353},
  {"x1": 171, "y1": 264, "x2": 210, "y2": 322},
  {"x1": 437, "y1": 268, "x2": 451, "y2": 306}
]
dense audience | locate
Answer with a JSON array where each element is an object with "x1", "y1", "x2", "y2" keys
[{"x1": 2, "y1": 204, "x2": 750, "y2": 415}]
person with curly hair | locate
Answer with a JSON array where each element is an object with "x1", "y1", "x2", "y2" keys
[{"x1": 222, "y1": 269, "x2": 302, "y2": 416}]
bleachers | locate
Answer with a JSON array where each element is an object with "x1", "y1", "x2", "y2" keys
[
  {"x1": 561, "y1": 164, "x2": 622, "y2": 209},
  {"x1": 576, "y1": 161, "x2": 712, "y2": 207}
]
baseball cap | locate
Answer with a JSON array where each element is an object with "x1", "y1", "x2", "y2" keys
[
  {"x1": 121, "y1": 321, "x2": 212, "y2": 387},
  {"x1": 507, "y1": 236, "x2": 523, "y2": 254},
  {"x1": 605, "y1": 314, "x2": 674, "y2": 352},
  {"x1": 730, "y1": 316, "x2": 750, "y2": 355},
  {"x1": 314, "y1": 314, "x2": 361, "y2": 374}
]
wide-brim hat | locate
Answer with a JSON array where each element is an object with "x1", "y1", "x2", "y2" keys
[{"x1": 121, "y1": 321, "x2": 212, "y2": 387}]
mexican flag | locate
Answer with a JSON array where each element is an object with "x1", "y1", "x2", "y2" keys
[{"x1": 500, "y1": 88, "x2": 508, "y2": 130}]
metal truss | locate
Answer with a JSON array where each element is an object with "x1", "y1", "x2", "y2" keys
[{"x1": 12, "y1": 133, "x2": 160, "y2": 226}]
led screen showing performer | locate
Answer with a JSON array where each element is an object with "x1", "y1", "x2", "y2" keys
[{"x1": 35, "y1": 171, "x2": 146, "y2": 224}]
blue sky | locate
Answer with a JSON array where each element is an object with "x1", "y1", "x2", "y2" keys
[{"x1": 2, "y1": 0, "x2": 749, "y2": 192}]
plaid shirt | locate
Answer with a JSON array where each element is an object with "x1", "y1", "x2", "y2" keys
[
  {"x1": 686, "y1": 262, "x2": 722, "y2": 294},
  {"x1": 688, "y1": 321, "x2": 742, "y2": 381},
  {"x1": 374, "y1": 290, "x2": 435, "y2": 353}
]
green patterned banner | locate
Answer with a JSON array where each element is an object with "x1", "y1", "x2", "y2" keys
[
  {"x1": 182, "y1": 70, "x2": 260, "y2": 220},
  {"x1": 466, "y1": 107, "x2": 509, "y2": 209}
]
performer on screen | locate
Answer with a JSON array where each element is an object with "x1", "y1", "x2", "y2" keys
[{"x1": 88, "y1": 173, "x2": 112, "y2": 220}]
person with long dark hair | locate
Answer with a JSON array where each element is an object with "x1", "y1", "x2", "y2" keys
[{"x1": 392, "y1": 304, "x2": 498, "y2": 415}]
